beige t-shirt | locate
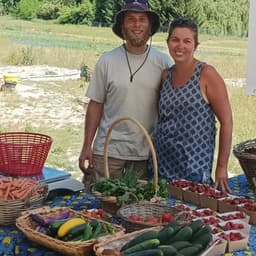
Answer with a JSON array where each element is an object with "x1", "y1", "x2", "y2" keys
[{"x1": 86, "y1": 45, "x2": 172, "y2": 160}]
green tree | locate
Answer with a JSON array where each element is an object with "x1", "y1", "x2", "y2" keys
[
  {"x1": 57, "y1": 1, "x2": 94, "y2": 25},
  {"x1": 0, "y1": 0, "x2": 20, "y2": 14},
  {"x1": 15, "y1": 0, "x2": 41, "y2": 20},
  {"x1": 94, "y1": 0, "x2": 121, "y2": 26}
]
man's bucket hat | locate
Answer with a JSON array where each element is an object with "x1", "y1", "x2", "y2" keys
[{"x1": 112, "y1": 0, "x2": 160, "y2": 39}]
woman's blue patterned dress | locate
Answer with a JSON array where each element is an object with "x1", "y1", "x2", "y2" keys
[{"x1": 150, "y1": 62, "x2": 216, "y2": 184}]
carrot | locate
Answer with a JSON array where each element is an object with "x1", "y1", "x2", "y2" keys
[
  {"x1": 0, "y1": 177, "x2": 41, "y2": 200},
  {"x1": 4, "y1": 182, "x2": 11, "y2": 200}
]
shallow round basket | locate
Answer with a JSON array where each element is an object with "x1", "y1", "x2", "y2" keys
[
  {"x1": 0, "y1": 132, "x2": 53, "y2": 176},
  {"x1": 16, "y1": 206, "x2": 125, "y2": 256},
  {"x1": 0, "y1": 182, "x2": 48, "y2": 225},
  {"x1": 116, "y1": 202, "x2": 192, "y2": 232},
  {"x1": 91, "y1": 116, "x2": 158, "y2": 216},
  {"x1": 233, "y1": 138, "x2": 256, "y2": 189}
]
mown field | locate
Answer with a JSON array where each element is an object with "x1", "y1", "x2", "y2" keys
[{"x1": 0, "y1": 16, "x2": 255, "y2": 180}]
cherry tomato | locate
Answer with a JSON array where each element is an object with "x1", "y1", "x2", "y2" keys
[{"x1": 161, "y1": 213, "x2": 174, "y2": 223}]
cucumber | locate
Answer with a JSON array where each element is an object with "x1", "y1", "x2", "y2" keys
[
  {"x1": 91, "y1": 222, "x2": 103, "y2": 238},
  {"x1": 178, "y1": 246, "x2": 201, "y2": 256},
  {"x1": 159, "y1": 223, "x2": 182, "y2": 244},
  {"x1": 122, "y1": 238, "x2": 160, "y2": 255},
  {"x1": 158, "y1": 226, "x2": 174, "y2": 244},
  {"x1": 70, "y1": 233, "x2": 84, "y2": 241},
  {"x1": 83, "y1": 222, "x2": 93, "y2": 240},
  {"x1": 192, "y1": 243, "x2": 203, "y2": 252},
  {"x1": 47, "y1": 219, "x2": 68, "y2": 236},
  {"x1": 63, "y1": 223, "x2": 87, "y2": 240},
  {"x1": 169, "y1": 226, "x2": 193, "y2": 242},
  {"x1": 170, "y1": 241, "x2": 192, "y2": 250},
  {"x1": 121, "y1": 230, "x2": 159, "y2": 251},
  {"x1": 191, "y1": 225, "x2": 212, "y2": 241},
  {"x1": 124, "y1": 248, "x2": 163, "y2": 256},
  {"x1": 192, "y1": 232, "x2": 213, "y2": 248},
  {"x1": 158, "y1": 245, "x2": 177, "y2": 256},
  {"x1": 57, "y1": 218, "x2": 86, "y2": 238},
  {"x1": 188, "y1": 219, "x2": 204, "y2": 234},
  {"x1": 166, "y1": 220, "x2": 180, "y2": 228}
]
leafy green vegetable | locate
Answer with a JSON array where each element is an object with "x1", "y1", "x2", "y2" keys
[{"x1": 91, "y1": 169, "x2": 169, "y2": 206}]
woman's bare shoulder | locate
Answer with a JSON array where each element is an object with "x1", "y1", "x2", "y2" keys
[{"x1": 201, "y1": 63, "x2": 219, "y2": 76}]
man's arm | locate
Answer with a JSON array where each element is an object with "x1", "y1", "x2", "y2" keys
[{"x1": 79, "y1": 100, "x2": 103, "y2": 173}]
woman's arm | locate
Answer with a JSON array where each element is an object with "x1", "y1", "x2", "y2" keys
[{"x1": 201, "y1": 64, "x2": 233, "y2": 192}]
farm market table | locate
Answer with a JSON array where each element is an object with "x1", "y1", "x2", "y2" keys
[{"x1": 0, "y1": 175, "x2": 256, "y2": 256}]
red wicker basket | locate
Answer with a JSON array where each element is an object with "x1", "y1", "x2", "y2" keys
[{"x1": 0, "y1": 132, "x2": 53, "y2": 176}]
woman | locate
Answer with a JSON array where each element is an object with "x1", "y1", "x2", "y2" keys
[{"x1": 150, "y1": 18, "x2": 232, "y2": 192}]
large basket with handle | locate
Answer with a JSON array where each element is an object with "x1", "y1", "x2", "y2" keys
[
  {"x1": 233, "y1": 138, "x2": 256, "y2": 190},
  {"x1": 92, "y1": 116, "x2": 158, "y2": 216}
]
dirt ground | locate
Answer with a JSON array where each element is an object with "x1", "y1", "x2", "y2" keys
[{"x1": 0, "y1": 65, "x2": 88, "y2": 128}]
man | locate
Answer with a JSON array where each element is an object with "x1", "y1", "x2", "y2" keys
[{"x1": 79, "y1": 0, "x2": 172, "y2": 189}]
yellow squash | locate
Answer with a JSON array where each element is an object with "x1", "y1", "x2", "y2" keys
[{"x1": 57, "y1": 217, "x2": 86, "y2": 238}]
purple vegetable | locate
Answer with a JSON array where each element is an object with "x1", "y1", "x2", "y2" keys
[
  {"x1": 31, "y1": 214, "x2": 50, "y2": 227},
  {"x1": 35, "y1": 225, "x2": 47, "y2": 234},
  {"x1": 31, "y1": 211, "x2": 70, "y2": 227},
  {"x1": 57, "y1": 210, "x2": 70, "y2": 220}
]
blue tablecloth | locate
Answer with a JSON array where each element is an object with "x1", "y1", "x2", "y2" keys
[{"x1": 0, "y1": 174, "x2": 256, "y2": 256}]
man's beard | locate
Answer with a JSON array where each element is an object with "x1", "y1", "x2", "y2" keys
[{"x1": 123, "y1": 27, "x2": 151, "y2": 47}]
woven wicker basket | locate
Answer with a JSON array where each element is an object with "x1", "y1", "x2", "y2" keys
[
  {"x1": 0, "y1": 131, "x2": 53, "y2": 176},
  {"x1": 93, "y1": 226, "x2": 161, "y2": 256},
  {"x1": 116, "y1": 202, "x2": 192, "y2": 232},
  {"x1": 0, "y1": 181, "x2": 48, "y2": 225},
  {"x1": 233, "y1": 139, "x2": 256, "y2": 189},
  {"x1": 92, "y1": 116, "x2": 158, "y2": 216},
  {"x1": 16, "y1": 206, "x2": 125, "y2": 256}
]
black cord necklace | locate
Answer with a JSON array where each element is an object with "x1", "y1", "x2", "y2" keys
[{"x1": 123, "y1": 44, "x2": 151, "y2": 83}]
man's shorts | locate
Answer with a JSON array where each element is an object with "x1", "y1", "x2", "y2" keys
[{"x1": 82, "y1": 154, "x2": 148, "y2": 192}]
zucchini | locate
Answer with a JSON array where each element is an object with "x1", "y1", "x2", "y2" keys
[
  {"x1": 70, "y1": 233, "x2": 84, "y2": 241},
  {"x1": 158, "y1": 245, "x2": 177, "y2": 256},
  {"x1": 169, "y1": 226, "x2": 193, "y2": 242},
  {"x1": 170, "y1": 241, "x2": 192, "y2": 250},
  {"x1": 122, "y1": 238, "x2": 160, "y2": 255},
  {"x1": 191, "y1": 225, "x2": 212, "y2": 241},
  {"x1": 105, "y1": 223, "x2": 114, "y2": 234},
  {"x1": 124, "y1": 248, "x2": 163, "y2": 256},
  {"x1": 91, "y1": 222, "x2": 103, "y2": 238},
  {"x1": 165, "y1": 220, "x2": 180, "y2": 229},
  {"x1": 188, "y1": 219, "x2": 203, "y2": 234},
  {"x1": 121, "y1": 230, "x2": 159, "y2": 251},
  {"x1": 192, "y1": 243, "x2": 203, "y2": 251},
  {"x1": 47, "y1": 219, "x2": 68, "y2": 236},
  {"x1": 90, "y1": 220, "x2": 99, "y2": 231},
  {"x1": 158, "y1": 226, "x2": 175, "y2": 244},
  {"x1": 178, "y1": 246, "x2": 201, "y2": 256},
  {"x1": 62, "y1": 223, "x2": 87, "y2": 241},
  {"x1": 57, "y1": 218, "x2": 86, "y2": 238},
  {"x1": 83, "y1": 222, "x2": 93, "y2": 241},
  {"x1": 192, "y1": 232, "x2": 213, "y2": 248}
]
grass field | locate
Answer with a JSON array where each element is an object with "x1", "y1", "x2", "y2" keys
[{"x1": 0, "y1": 16, "x2": 255, "y2": 180}]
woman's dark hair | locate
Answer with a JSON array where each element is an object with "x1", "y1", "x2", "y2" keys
[{"x1": 167, "y1": 18, "x2": 199, "y2": 47}]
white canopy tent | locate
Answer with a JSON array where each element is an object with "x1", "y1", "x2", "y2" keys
[{"x1": 246, "y1": 0, "x2": 256, "y2": 95}]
